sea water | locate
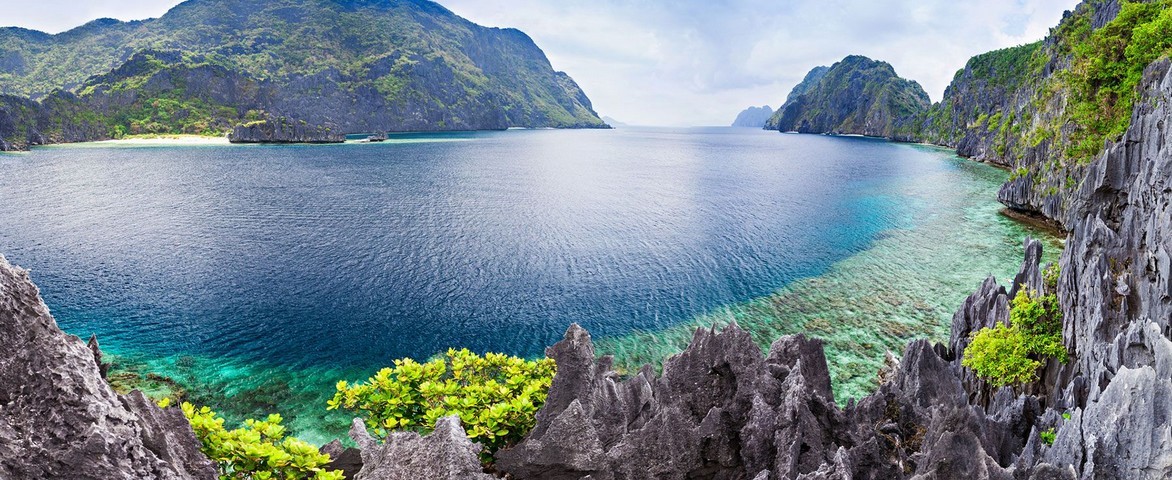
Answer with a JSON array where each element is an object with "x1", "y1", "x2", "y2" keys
[{"x1": 0, "y1": 128, "x2": 1059, "y2": 442}]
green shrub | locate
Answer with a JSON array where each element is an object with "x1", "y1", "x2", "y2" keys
[
  {"x1": 962, "y1": 272, "x2": 1067, "y2": 387},
  {"x1": 1040, "y1": 427, "x2": 1057, "y2": 445},
  {"x1": 181, "y1": 402, "x2": 343, "y2": 480},
  {"x1": 962, "y1": 322, "x2": 1040, "y2": 386},
  {"x1": 328, "y1": 349, "x2": 556, "y2": 459}
]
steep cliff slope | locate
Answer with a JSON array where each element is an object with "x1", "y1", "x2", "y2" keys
[
  {"x1": 902, "y1": 0, "x2": 1172, "y2": 228},
  {"x1": 764, "y1": 56, "x2": 929, "y2": 137},
  {"x1": 0, "y1": 0, "x2": 605, "y2": 145},
  {"x1": 762, "y1": 65, "x2": 828, "y2": 131}
]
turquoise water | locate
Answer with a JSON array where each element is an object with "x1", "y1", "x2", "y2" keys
[{"x1": 0, "y1": 128, "x2": 1058, "y2": 442}]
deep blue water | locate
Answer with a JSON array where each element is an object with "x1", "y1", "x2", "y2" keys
[{"x1": 1, "y1": 128, "x2": 941, "y2": 369}]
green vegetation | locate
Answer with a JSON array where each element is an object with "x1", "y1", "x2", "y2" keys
[
  {"x1": 766, "y1": 55, "x2": 929, "y2": 135},
  {"x1": 903, "y1": 41, "x2": 1044, "y2": 145},
  {"x1": 181, "y1": 402, "x2": 343, "y2": 480},
  {"x1": 1040, "y1": 427, "x2": 1057, "y2": 445},
  {"x1": 1053, "y1": 0, "x2": 1172, "y2": 162},
  {"x1": 1031, "y1": 0, "x2": 1172, "y2": 162},
  {"x1": 962, "y1": 264, "x2": 1067, "y2": 387},
  {"x1": 969, "y1": 41, "x2": 1046, "y2": 91},
  {"x1": 328, "y1": 349, "x2": 556, "y2": 459}
]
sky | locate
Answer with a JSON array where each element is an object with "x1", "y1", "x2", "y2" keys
[{"x1": 0, "y1": 0, "x2": 1081, "y2": 126}]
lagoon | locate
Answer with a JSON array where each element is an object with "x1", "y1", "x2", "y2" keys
[{"x1": 0, "y1": 127, "x2": 1058, "y2": 441}]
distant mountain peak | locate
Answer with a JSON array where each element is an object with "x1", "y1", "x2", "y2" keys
[{"x1": 731, "y1": 105, "x2": 774, "y2": 128}]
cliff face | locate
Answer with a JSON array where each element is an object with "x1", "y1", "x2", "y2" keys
[
  {"x1": 0, "y1": 94, "x2": 40, "y2": 150},
  {"x1": 764, "y1": 56, "x2": 929, "y2": 137},
  {"x1": 731, "y1": 105, "x2": 774, "y2": 128},
  {"x1": 0, "y1": 0, "x2": 605, "y2": 148},
  {"x1": 0, "y1": 255, "x2": 215, "y2": 479},
  {"x1": 905, "y1": 41, "x2": 1047, "y2": 166},
  {"x1": 762, "y1": 65, "x2": 828, "y2": 131}
]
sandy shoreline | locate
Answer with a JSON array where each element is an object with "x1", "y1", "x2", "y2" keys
[{"x1": 89, "y1": 135, "x2": 231, "y2": 146}]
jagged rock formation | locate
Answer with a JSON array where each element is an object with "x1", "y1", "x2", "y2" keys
[
  {"x1": 0, "y1": 0, "x2": 606, "y2": 149},
  {"x1": 493, "y1": 312, "x2": 1025, "y2": 478},
  {"x1": 1028, "y1": 56, "x2": 1172, "y2": 478},
  {"x1": 349, "y1": 416, "x2": 492, "y2": 480},
  {"x1": 0, "y1": 255, "x2": 216, "y2": 479},
  {"x1": 228, "y1": 117, "x2": 345, "y2": 144},
  {"x1": 763, "y1": 57, "x2": 929, "y2": 137},
  {"x1": 731, "y1": 105, "x2": 774, "y2": 128}
]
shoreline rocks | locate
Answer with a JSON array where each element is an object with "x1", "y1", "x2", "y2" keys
[{"x1": 228, "y1": 117, "x2": 345, "y2": 144}]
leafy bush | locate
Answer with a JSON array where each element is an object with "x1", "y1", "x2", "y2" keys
[
  {"x1": 181, "y1": 402, "x2": 343, "y2": 480},
  {"x1": 328, "y1": 349, "x2": 556, "y2": 458},
  {"x1": 962, "y1": 267, "x2": 1067, "y2": 387},
  {"x1": 962, "y1": 322, "x2": 1040, "y2": 386},
  {"x1": 1040, "y1": 427, "x2": 1057, "y2": 445}
]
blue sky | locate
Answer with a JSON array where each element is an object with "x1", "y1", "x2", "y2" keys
[{"x1": 0, "y1": 0, "x2": 1080, "y2": 126}]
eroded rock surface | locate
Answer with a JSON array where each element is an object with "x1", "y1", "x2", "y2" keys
[
  {"x1": 349, "y1": 416, "x2": 493, "y2": 480},
  {"x1": 0, "y1": 255, "x2": 215, "y2": 479}
]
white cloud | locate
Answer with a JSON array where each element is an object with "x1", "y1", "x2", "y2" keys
[
  {"x1": 441, "y1": 0, "x2": 1080, "y2": 126},
  {"x1": 0, "y1": 0, "x2": 1080, "y2": 126}
]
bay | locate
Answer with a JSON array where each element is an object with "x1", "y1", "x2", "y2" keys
[{"x1": 0, "y1": 127, "x2": 1059, "y2": 441}]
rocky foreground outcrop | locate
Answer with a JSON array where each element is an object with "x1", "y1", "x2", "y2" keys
[
  {"x1": 0, "y1": 255, "x2": 215, "y2": 479},
  {"x1": 490, "y1": 240, "x2": 1042, "y2": 479}
]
